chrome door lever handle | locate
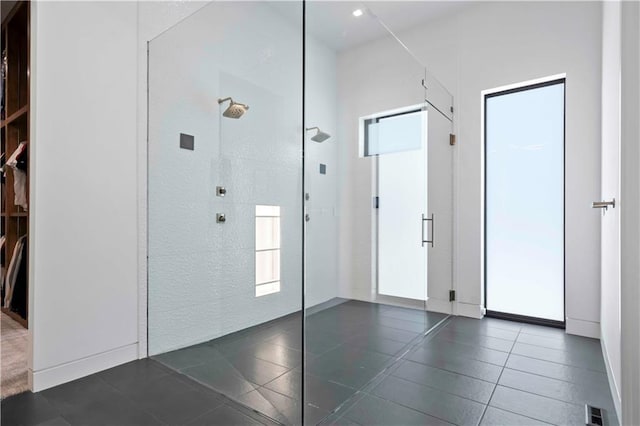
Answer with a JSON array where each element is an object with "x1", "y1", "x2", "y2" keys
[{"x1": 592, "y1": 199, "x2": 615, "y2": 210}]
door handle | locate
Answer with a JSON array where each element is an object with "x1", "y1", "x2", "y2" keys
[
  {"x1": 422, "y1": 214, "x2": 434, "y2": 247},
  {"x1": 592, "y1": 199, "x2": 615, "y2": 210}
]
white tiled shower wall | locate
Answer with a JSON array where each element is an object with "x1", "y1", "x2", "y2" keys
[{"x1": 147, "y1": 2, "x2": 339, "y2": 355}]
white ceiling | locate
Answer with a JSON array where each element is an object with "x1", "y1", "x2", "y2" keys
[
  {"x1": 1, "y1": 1, "x2": 467, "y2": 53},
  {"x1": 273, "y1": 1, "x2": 469, "y2": 52}
]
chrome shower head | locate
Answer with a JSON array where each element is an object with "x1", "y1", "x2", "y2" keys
[
  {"x1": 306, "y1": 127, "x2": 331, "y2": 143},
  {"x1": 218, "y1": 97, "x2": 249, "y2": 119}
]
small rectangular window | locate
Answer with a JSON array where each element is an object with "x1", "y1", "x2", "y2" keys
[
  {"x1": 255, "y1": 205, "x2": 281, "y2": 297},
  {"x1": 361, "y1": 108, "x2": 425, "y2": 157}
]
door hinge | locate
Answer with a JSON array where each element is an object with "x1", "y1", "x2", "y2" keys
[
  {"x1": 449, "y1": 134, "x2": 456, "y2": 146},
  {"x1": 449, "y1": 290, "x2": 456, "y2": 302},
  {"x1": 374, "y1": 196, "x2": 379, "y2": 209}
]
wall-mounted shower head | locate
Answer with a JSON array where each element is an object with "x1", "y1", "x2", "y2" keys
[
  {"x1": 218, "y1": 97, "x2": 249, "y2": 119},
  {"x1": 306, "y1": 127, "x2": 331, "y2": 143}
]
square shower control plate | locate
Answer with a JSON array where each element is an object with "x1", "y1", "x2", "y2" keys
[{"x1": 180, "y1": 133, "x2": 195, "y2": 150}]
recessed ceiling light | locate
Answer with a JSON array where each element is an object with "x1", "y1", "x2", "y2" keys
[{"x1": 352, "y1": 9, "x2": 363, "y2": 17}]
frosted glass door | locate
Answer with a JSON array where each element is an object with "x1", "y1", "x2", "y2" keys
[
  {"x1": 377, "y1": 110, "x2": 428, "y2": 301},
  {"x1": 485, "y1": 80, "x2": 565, "y2": 322}
]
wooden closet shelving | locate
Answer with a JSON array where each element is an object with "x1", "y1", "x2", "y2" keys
[
  {"x1": 1, "y1": 104, "x2": 28, "y2": 128},
  {"x1": 1, "y1": 1, "x2": 30, "y2": 328}
]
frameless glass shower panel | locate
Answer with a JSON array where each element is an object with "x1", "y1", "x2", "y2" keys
[
  {"x1": 362, "y1": 0, "x2": 456, "y2": 317},
  {"x1": 148, "y1": 1, "x2": 304, "y2": 422},
  {"x1": 303, "y1": 2, "x2": 452, "y2": 424}
]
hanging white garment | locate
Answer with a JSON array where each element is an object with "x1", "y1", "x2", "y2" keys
[
  {"x1": 11, "y1": 169, "x2": 27, "y2": 209},
  {"x1": 6, "y1": 141, "x2": 27, "y2": 210}
]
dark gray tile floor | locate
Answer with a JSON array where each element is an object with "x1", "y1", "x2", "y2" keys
[
  {"x1": 328, "y1": 316, "x2": 619, "y2": 426},
  {"x1": 1, "y1": 302, "x2": 619, "y2": 426},
  {"x1": 153, "y1": 300, "x2": 447, "y2": 425},
  {"x1": 0, "y1": 359, "x2": 279, "y2": 426}
]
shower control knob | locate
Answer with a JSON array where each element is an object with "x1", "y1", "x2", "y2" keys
[
  {"x1": 305, "y1": 214, "x2": 310, "y2": 222},
  {"x1": 216, "y1": 186, "x2": 227, "y2": 197},
  {"x1": 216, "y1": 213, "x2": 226, "y2": 223}
]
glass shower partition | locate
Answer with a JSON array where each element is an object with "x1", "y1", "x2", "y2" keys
[
  {"x1": 303, "y1": 2, "x2": 454, "y2": 424},
  {"x1": 147, "y1": 2, "x2": 305, "y2": 424},
  {"x1": 147, "y1": 1, "x2": 457, "y2": 424}
]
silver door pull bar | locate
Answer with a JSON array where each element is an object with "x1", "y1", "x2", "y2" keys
[
  {"x1": 422, "y1": 214, "x2": 434, "y2": 247},
  {"x1": 592, "y1": 199, "x2": 615, "y2": 210}
]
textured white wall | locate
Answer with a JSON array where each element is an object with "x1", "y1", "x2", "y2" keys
[
  {"x1": 138, "y1": 1, "x2": 339, "y2": 356},
  {"x1": 146, "y1": 2, "x2": 305, "y2": 355},
  {"x1": 30, "y1": 1, "x2": 139, "y2": 390},
  {"x1": 144, "y1": 2, "x2": 341, "y2": 355}
]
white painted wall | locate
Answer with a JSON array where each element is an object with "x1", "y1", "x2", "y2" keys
[
  {"x1": 619, "y1": 2, "x2": 640, "y2": 424},
  {"x1": 600, "y1": 0, "x2": 622, "y2": 417},
  {"x1": 29, "y1": 1, "x2": 139, "y2": 391},
  {"x1": 337, "y1": 2, "x2": 604, "y2": 336}
]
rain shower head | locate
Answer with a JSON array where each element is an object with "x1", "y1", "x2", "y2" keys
[
  {"x1": 306, "y1": 127, "x2": 331, "y2": 143},
  {"x1": 218, "y1": 97, "x2": 249, "y2": 119}
]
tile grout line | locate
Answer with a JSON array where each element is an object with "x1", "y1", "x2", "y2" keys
[
  {"x1": 393, "y1": 358, "x2": 503, "y2": 386},
  {"x1": 493, "y1": 380, "x2": 616, "y2": 412},
  {"x1": 476, "y1": 323, "x2": 523, "y2": 425},
  {"x1": 501, "y1": 363, "x2": 610, "y2": 387},
  {"x1": 478, "y1": 405, "x2": 556, "y2": 426},
  {"x1": 383, "y1": 371, "x2": 495, "y2": 408},
  {"x1": 506, "y1": 350, "x2": 608, "y2": 374},
  {"x1": 432, "y1": 334, "x2": 515, "y2": 354}
]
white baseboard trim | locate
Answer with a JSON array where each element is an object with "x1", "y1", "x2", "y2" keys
[
  {"x1": 30, "y1": 343, "x2": 138, "y2": 392},
  {"x1": 601, "y1": 338, "x2": 622, "y2": 420},
  {"x1": 566, "y1": 317, "x2": 600, "y2": 339},
  {"x1": 456, "y1": 302, "x2": 485, "y2": 319},
  {"x1": 426, "y1": 298, "x2": 452, "y2": 315}
]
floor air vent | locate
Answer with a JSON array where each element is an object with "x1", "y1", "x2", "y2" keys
[{"x1": 585, "y1": 405, "x2": 604, "y2": 426}]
